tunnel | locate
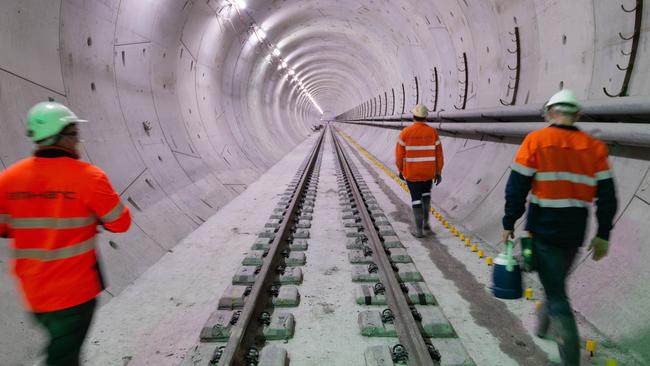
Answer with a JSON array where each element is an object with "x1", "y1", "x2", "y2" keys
[{"x1": 1, "y1": 0, "x2": 649, "y2": 365}]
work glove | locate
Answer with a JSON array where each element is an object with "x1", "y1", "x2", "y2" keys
[
  {"x1": 434, "y1": 174, "x2": 442, "y2": 186},
  {"x1": 588, "y1": 237, "x2": 609, "y2": 261},
  {"x1": 398, "y1": 172, "x2": 405, "y2": 181}
]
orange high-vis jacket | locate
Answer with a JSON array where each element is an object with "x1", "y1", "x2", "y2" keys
[
  {"x1": 0, "y1": 147, "x2": 131, "y2": 312},
  {"x1": 396, "y1": 122, "x2": 444, "y2": 182},
  {"x1": 511, "y1": 126, "x2": 611, "y2": 208}
]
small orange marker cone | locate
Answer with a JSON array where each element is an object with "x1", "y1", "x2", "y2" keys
[
  {"x1": 486, "y1": 256, "x2": 493, "y2": 265},
  {"x1": 465, "y1": 238, "x2": 471, "y2": 246},
  {"x1": 535, "y1": 300, "x2": 543, "y2": 312}
]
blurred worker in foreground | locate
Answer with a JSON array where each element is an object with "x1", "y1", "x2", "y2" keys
[
  {"x1": 501, "y1": 90, "x2": 617, "y2": 366},
  {"x1": 0, "y1": 102, "x2": 131, "y2": 366},
  {"x1": 396, "y1": 104, "x2": 444, "y2": 238}
]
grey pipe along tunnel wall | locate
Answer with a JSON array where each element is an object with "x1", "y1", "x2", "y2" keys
[{"x1": 1, "y1": 0, "x2": 649, "y2": 364}]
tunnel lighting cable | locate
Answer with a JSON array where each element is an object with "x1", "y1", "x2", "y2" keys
[
  {"x1": 225, "y1": 1, "x2": 322, "y2": 115},
  {"x1": 219, "y1": 0, "x2": 315, "y2": 118}
]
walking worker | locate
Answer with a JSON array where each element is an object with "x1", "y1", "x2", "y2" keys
[
  {"x1": 396, "y1": 104, "x2": 444, "y2": 238},
  {"x1": 0, "y1": 102, "x2": 131, "y2": 365},
  {"x1": 501, "y1": 90, "x2": 617, "y2": 366}
]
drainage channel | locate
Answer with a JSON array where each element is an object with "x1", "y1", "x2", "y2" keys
[
  {"x1": 182, "y1": 129, "x2": 325, "y2": 366},
  {"x1": 332, "y1": 127, "x2": 475, "y2": 366}
]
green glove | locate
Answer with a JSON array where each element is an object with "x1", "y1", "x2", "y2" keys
[{"x1": 588, "y1": 237, "x2": 609, "y2": 261}]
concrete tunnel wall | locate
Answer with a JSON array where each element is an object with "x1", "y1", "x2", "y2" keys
[
  {"x1": 1, "y1": 0, "x2": 649, "y2": 364},
  {"x1": 0, "y1": 0, "x2": 318, "y2": 359}
]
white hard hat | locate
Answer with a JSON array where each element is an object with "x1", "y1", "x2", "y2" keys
[
  {"x1": 544, "y1": 89, "x2": 581, "y2": 113},
  {"x1": 411, "y1": 104, "x2": 429, "y2": 118}
]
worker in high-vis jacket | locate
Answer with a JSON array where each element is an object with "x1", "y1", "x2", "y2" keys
[
  {"x1": 396, "y1": 104, "x2": 444, "y2": 238},
  {"x1": 501, "y1": 90, "x2": 617, "y2": 366},
  {"x1": 0, "y1": 102, "x2": 131, "y2": 366}
]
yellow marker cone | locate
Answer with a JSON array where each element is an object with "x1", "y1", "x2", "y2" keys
[
  {"x1": 605, "y1": 359, "x2": 618, "y2": 366},
  {"x1": 460, "y1": 234, "x2": 465, "y2": 241},
  {"x1": 471, "y1": 244, "x2": 478, "y2": 252},
  {"x1": 525, "y1": 287, "x2": 534, "y2": 300},
  {"x1": 443, "y1": 221, "x2": 449, "y2": 228},
  {"x1": 535, "y1": 300, "x2": 543, "y2": 312},
  {"x1": 486, "y1": 256, "x2": 493, "y2": 265},
  {"x1": 477, "y1": 250, "x2": 484, "y2": 258},
  {"x1": 586, "y1": 340, "x2": 597, "y2": 355},
  {"x1": 465, "y1": 238, "x2": 471, "y2": 246},
  {"x1": 453, "y1": 230, "x2": 459, "y2": 237}
]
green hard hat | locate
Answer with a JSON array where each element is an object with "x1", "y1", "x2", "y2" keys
[
  {"x1": 544, "y1": 89, "x2": 582, "y2": 114},
  {"x1": 26, "y1": 102, "x2": 87, "y2": 143}
]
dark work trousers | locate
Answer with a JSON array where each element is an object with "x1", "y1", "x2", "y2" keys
[
  {"x1": 406, "y1": 180, "x2": 433, "y2": 207},
  {"x1": 535, "y1": 240, "x2": 580, "y2": 365},
  {"x1": 32, "y1": 298, "x2": 97, "y2": 366}
]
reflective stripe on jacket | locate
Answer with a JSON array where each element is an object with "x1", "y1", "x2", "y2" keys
[
  {"x1": 0, "y1": 147, "x2": 131, "y2": 312},
  {"x1": 503, "y1": 125, "x2": 617, "y2": 246},
  {"x1": 395, "y1": 122, "x2": 444, "y2": 181}
]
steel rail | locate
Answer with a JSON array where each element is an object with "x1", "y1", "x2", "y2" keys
[
  {"x1": 331, "y1": 128, "x2": 437, "y2": 366},
  {"x1": 219, "y1": 130, "x2": 325, "y2": 365}
]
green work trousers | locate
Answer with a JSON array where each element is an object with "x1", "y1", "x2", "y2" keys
[
  {"x1": 535, "y1": 240, "x2": 580, "y2": 366},
  {"x1": 32, "y1": 298, "x2": 96, "y2": 366}
]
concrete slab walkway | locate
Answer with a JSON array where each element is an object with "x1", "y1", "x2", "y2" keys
[{"x1": 83, "y1": 134, "x2": 320, "y2": 365}]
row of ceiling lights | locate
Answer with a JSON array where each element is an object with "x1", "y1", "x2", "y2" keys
[{"x1": 227, "y1": 0, "x2": 323, "y2": 114}]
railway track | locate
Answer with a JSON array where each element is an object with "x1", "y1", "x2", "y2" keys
[{"x1": 181, "y1": 126, "x2": 472, "y2": 366}]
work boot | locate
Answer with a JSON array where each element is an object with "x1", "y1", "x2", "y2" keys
[
  {"x1": 410, "y1": 206, "x2": 424, "y2": 238},
  {"x1": 422, "y1": 196, "x2": 432, "y2": 233},
  {"x1": 550, "y1": 315, "x2": 581, "y2": 366}
]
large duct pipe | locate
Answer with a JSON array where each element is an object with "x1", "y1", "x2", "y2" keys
[
  {"x1": 337, "y1": 120, "x2": 650, "y2": 148},
  {"x1": 337, "y1": 97, "x2": 650, "y2": 123}
]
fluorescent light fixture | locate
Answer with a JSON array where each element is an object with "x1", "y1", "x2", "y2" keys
[
  {"x1": 273, "y1": 48, "x2": 281, "y2": 56},
  {"x1": 256, "y1": 27, "x2": 266, "y2": 40},
  {"x1": 232, "y1": 0, "x2": 246, "y2": 10}
]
